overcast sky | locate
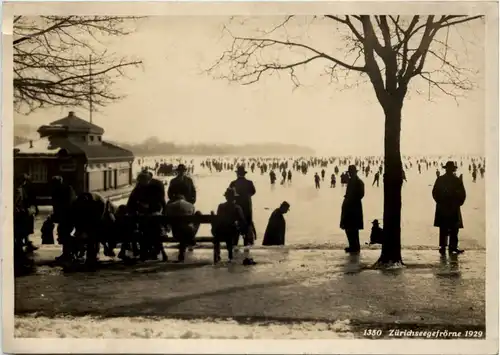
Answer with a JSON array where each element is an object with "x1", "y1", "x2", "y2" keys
[{"x1": 15, "y1": 16, "x2": 485, "y2": 156}]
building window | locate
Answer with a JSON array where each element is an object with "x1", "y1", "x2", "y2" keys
[
  {"x1": 90, "y1": 135, "x2": 95, "y2": 142},
  {"x1": 29, "y1": 161, "x2": 48, "y2": 183},
  {"x1": 98, "y1": 136, "x2": 102, "y2": 142}
]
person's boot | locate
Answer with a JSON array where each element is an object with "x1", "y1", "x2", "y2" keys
[
  {"x1": 439, "y1": 247, "x2": 446, "y2": 255},
  {"x1": 449, "y1": 248, "x2": 464, "y2": 255},
  {"x1": 243, "y1": 257, "x2": 257, "y2": 266}
]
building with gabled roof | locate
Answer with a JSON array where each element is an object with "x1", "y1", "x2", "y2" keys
[{"x1": 14, "y1": 111, "x2": 134, "y2": 204}]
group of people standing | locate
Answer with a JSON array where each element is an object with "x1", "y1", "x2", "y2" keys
[
  {"x1": 13, "y1": 153, "x2": 472, "y2": 275},
  {"x1": 337, "y1": 160, "x2": 467, "y2": 255}
]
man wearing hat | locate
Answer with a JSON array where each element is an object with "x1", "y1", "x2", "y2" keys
[
  {"x1": 432, "y1": 161, "x2": 466, "y2": 255},
  {"x1": 262, "y1": 201, "x2": 291, "y2": 246},
  {"x1": 212, "y1": 187, "x2": 247, "y2": 263},
  {"x1": 340, "y1": 165, "x2": 365, "y2": 253},
  {"x1": 229, "y1": 166, "x2": 257, "y2": 263},
  {"x1": 168, "y1": 164, "x2": 197, "y2": 204}
]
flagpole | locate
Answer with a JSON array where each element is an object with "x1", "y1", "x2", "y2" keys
[{"x1": 89, "y1": 54, "x2": 93, "y2": 124}]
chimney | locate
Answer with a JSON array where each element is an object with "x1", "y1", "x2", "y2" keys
[
  {"x1": 29, "y1": 140, "x2": 33, "y2": 148},
  {"x1": 69, "y1": 111, "x2": 75, "y2": 117}
]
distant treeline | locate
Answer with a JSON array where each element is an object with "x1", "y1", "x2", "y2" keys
[{"x1": 114, "y1": 137, "x2": 316, "y2": 157}]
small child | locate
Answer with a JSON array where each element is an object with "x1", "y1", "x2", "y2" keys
[
  {"x1": 368, "y1": 219, "x2": 384, "y2": 245},
  {"x1": 41, "y1": 215, "x2": 55, "y2": 245}
]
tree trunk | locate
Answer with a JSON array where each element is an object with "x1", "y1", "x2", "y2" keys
[{"x1": 377, "y1": 100, "x2": 404, "y2": 265}]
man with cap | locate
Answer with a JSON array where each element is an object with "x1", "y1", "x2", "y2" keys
[
  {"x1": 211, "y1": 187, "x2": 247, "y2": 263},
  {"x1": 432, "y1": 161, "x2": 466, "y2": 255},
  {"x1": 262, "y1": 201, "x2": 290, "y2": 246},
  {"x1": 229, "y1": 165, "x2": 257, "y2": 264},
  {"x1": 340, "y1": 165, "x2": 365, "y2": 253},
  {"x1": 168, "y1": 164, "x2": 197, "y2": 204}
]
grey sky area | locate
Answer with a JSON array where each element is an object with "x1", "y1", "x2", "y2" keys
[{"x1": 14, "y1": 16, "x2": 485, "y2": 156}]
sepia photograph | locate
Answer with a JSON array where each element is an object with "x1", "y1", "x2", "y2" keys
[{"x1": 1, "y1": 1, "x2": 498, "y2": 353}]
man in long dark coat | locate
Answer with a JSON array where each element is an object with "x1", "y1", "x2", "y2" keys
[
  {"x1": 51, "y1": 176, "x2": 77, "y2": 262},
  {"x1": 262, "y1": 201, "x2": 290, "y2": 246},
  {"x1": 432, "y1": 161, "x2": 466, "y2": 255},
  {"x1": 168, "y1": 164, "x2": 196, "y2": 204},
  {"x1": 229, "y1": 166, "x2": 257, "y2": 265},
  {"x1": 340, "y1": 165, "x2": 365, "y2": 253}
]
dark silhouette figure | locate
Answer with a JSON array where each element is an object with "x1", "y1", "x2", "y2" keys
[
  {"x1": 432, "y1": 161, "x2": 466, "y2": 255},
  {"x1": 372, "y1": 172, "x2": 380, "y2": 187},
  {"x1": 321, "y1": 169, "x2": 326, "y2": 181},
  {"x1": 212, "y1": 188, "x2": 247, "y2": 263},
  {"x1": 229, "y1": 166, "x2": 257, "y2": 251},
  {"x1": 167, "y1": 164, "x2": 197, "y2": 204},
  {"x1": 41, "y1": 215, "x2": 55, "y2": 245},
  {"x1": 262, "y1": 201, "x2": 290, "y2": 246},
  {"x1": 368, "y1": 219, "x2": 384, "y2": 245},
  {"x1": 51, "y1": 176, "x2": 77, "y2": 262},
  {"x1": 269, "y1": 170, "x2": 277, "y2": 185},
  {"x1": 330, "y1": 174, "x2": 336, "y2": 188},
  {"x1": 314, "y1": 173, "x2": 321, "y2": 189},
  {"x1": 340, "y1": 165, "x2": 365, "y2": 253}
]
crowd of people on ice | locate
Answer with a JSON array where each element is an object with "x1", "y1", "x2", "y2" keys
[{"x1": 13, "y1": 155, "x2": 484, "y2": 275}]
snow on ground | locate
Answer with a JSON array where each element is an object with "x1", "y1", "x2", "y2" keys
[{"x1": 15, "y1": 316, "x2": 354, "y2": 339}]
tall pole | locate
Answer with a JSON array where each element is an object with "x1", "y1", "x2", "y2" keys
[{"x1": 89, "y1": 54, "x2": 93, "y2": 124}]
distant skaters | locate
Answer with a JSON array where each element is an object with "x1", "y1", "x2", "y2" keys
[
  {"x1": 314, "y1": 173, "x2": 321, "y2": 189},
  {"x1": 330, "y1": 173, "x2": 336, "y2": 188},
  {"x1": 262, "y1": 201, "x2": 291, "y2": 246},
  {"x1": 372, "y1": 171, "x2": 380, "y2": 187},
  {"x1": 287, "y1": 170, "x2": 292, "y2": 183},
  {"x1": 269, "y1": 170, "x2": 277, "y2": 185},
  {"x1": 281, "y1": 170, "x2": 287, "y2": 185},
  {"x1": 321, "y1": 169, "x2": 326, "y2": 181}
]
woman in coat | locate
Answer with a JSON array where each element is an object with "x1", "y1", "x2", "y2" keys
[
  {"x1": 340, "y1": 165, "x2": 365, "y2": 253},
  {"x1": 262, "y1": 201, "x2": 290, "y2": 246}
]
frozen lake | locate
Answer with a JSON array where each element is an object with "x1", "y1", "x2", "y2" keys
[
  {"x1": 31, "y1": 157, "x2": 485, "y2": 250},
  {"x1": 125, "y1": 158, "x2": 485, "y2": 250}
]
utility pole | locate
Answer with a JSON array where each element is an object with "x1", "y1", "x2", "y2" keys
[{"x1": 89, "y1": 54, "x2": 93, "y2": 124}]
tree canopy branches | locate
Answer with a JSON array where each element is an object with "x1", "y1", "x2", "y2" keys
[
  {"x1": 208, "y1": 15, "x2": 482, "y2": 105},
  {"x1": 13, "y1": 16, "x2": 143, "y2": 114}
]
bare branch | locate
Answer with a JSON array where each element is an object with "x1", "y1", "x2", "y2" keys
[{"x1": 13, "y1": 16, "x2": 144, "y2": 114}]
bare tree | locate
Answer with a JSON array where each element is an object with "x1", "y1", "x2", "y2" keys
[
  {"x1": 13, "y1": 16, "x2": 143, "y2": 114},
  {"x1": 208, "y1": 15, "x2": 483, "y2": 267}
]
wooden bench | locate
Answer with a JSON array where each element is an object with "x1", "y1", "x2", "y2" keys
[{"x1": 129, "y1": 214, "x2": 217, "y2": 243}]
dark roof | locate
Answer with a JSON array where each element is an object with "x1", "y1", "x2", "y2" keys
[
  {"x1": 45, "y1": 111, "x2": 104, "y2": 135},
  {"x1": 15, "y1": 136, "x2": 134, "y2": 162}
]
